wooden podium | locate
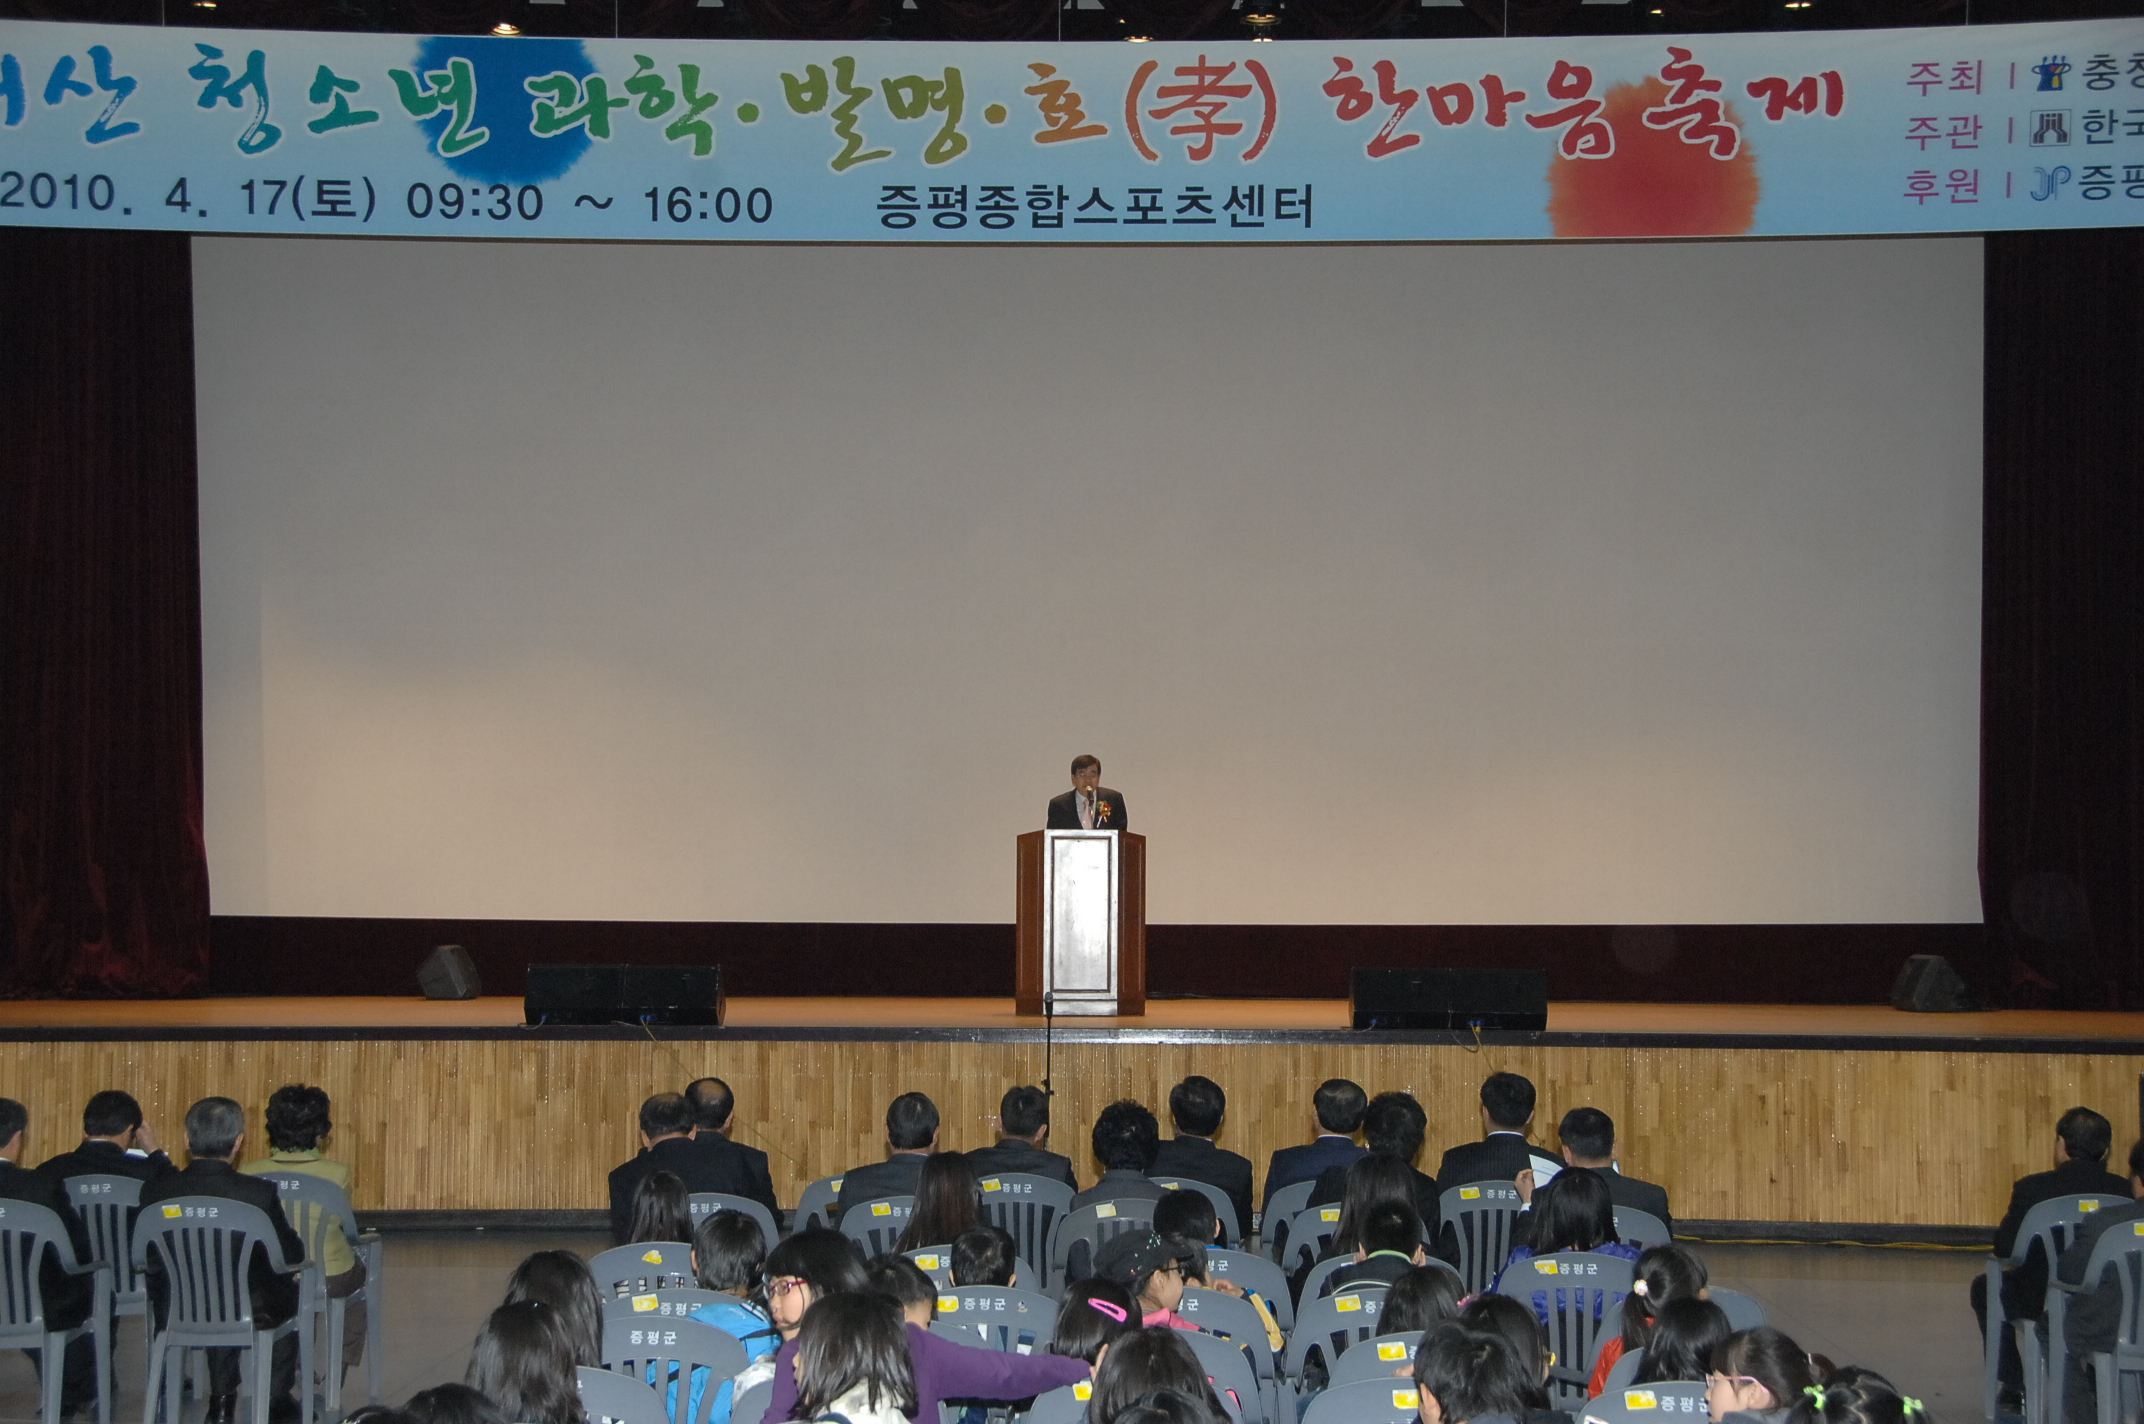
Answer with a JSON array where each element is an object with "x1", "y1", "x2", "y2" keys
[{"x1": 1015, "y1": 830, "x2": 1145, "y2": 1016}]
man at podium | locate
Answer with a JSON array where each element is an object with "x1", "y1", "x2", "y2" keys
[{"x1": 1047, "y1": 755, "x2": 1127, "y2": 831}]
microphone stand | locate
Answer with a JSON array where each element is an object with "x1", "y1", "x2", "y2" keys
[{"x1": 1042, "y1": 990, "x2": 1056, "y2": 1100}]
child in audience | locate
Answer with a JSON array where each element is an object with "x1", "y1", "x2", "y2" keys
[
  {"x1": 1099, "y1": 1389, "x2": 1229, "y2": 1424},
  {"x1": 403, "y1": 1383, "x2": 507, "y2": 1424},
  {"x1": 1152, "y1": 1192, "x2": 1251, "y2": 1299},
  {"x1": 1096, "y1": 1233, "x2": 1201, "y2": 1330},
  {"x1": 949, "y1": 1226, "x2": 1019, "y2": 1288},
  {"x1": 763, "y1": 1229, "x2": 872, "y2": 1344},
  {"x1": 627, "y1": 1169, "x2": 693, "y2": 1245},
  {"x1": 1494, "y1": 1167, "x2": 1637, "y2": 1291},
  {"x1": 1412, "y1": 1323, "x2": 1541, "y2": 1424},
  {"x1": 465, "y1": 1300, "x2": 583, "y2": 1424},
  {"x1": 866, "y1": 1254, "x2": 940, "y2": 1327},
  {"x1": 1323, "y1": 1200, "x2": 1430, "y2": 1295},
  {"x1": 502, "y1": 1251, "x2": 603, "y2": 1368},
  {"x1": 1378, "y1": 1265, "x2": 1463, "y2": 1337},
  {"x1": 1048, "y1": 1280, "x2": 1138, "y2": 1365},
  {"x1": 791, "y1": 1292, "x2": 919, "y2": 1424},
  {"x1": 1592, "y1": 1243, "x2": 1709, "y2": 1393},
  {"x1": 1453, "y1": 1296, "x2": 1557, "y2": 1419},
  {"x1": 1787, "y1": 1367, "x2": 1918, "y2": 1424},
  {"x1": 894, "y1": 1151, "x2": 985, "y2": 1254},
  {"x1": 1706, "y1": 1328, "x2": 1821, "y2": 1424},
  {"x1": 1631, "y1": 1298, "x2": 1732, "y2": 1385},
  {"x1": 680, "y1": 1211, "x2": 780, "y2": 1424},
  {"x1": 1087, "y1": 1328, "x2": 1230, "y2": 1424}
]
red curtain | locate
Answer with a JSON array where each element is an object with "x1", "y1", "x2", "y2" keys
[{"x1": 0, "y1": 229, "x2": 209, "y2": 997}]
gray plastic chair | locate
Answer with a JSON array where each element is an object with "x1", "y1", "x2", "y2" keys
[
  {"x1": 1203, "y1": 1248, "x2": 1295, "y2": 1332},
  {"x1": 1047, "y1": 1201, "x2": 1154, "y2": 1286},
  {"x1": 903, "y1": 1246, "x2": 955, "y2": 1288},
  {"x1": 63, "y1": 1175, "x2": 146, "y2": 1336},
  {"x1": 2058, "y1": 1220, "x2": 2144, "y2": 1424},
  {"x1": 1279, "y1": 1204, "x2": 1345, "y2": 1273},
  {"x1": 1574, "y1": 1381, "x2": 1708, "y2": 1422},
  {"x1": 1598, "y1": 1345, "x2": 1643, "y2": 1394},
  {"x1": 1706, "y1": 1286, "x2": 1766, "y2": 1332},
  {"x1": 1260, "y1": 1181, "x2": 1316, "y2": 1264},
  {"x1": 0, "y1": 1198, "x2": 113, "y2": 1424},
  {"x1": 1494, "y1": 1250, "x2": 1635, "y2": 1408},
  {"x1": 1326, "y1": 1332, "x2": 1423, "y2": 1388},
  {"x1": 2090, "y1": 1238, "x2": 2144, "y2": 1424},
  {"x1": 1179, "y1": 1288, "x2": 1280, "y2": 1415},
  {"x1": 1298, "y1": 1378, "x2": 1421, "y2": 1424},
  {"x1": 1021, "y1": 1383, "x2": 1090, "y2": 1424},
  {"x1": 258, "y1": 1170, "x2": 383, "y2": 1412},
  {"x1": 1150, "y1": 1177, "x2": 1243, "y2": 1248},
  {"x1": 687, "y1": 1194, "x2": 780, "y2": 1248},
  {"x1": 600, "y1": 1315, "x2": 749, "y2": 1424},
  {"x1": 1183, "y1": 1325, "x2": 1265, "y2": 1424},
  {"x1": 1610, "y1": 1208, "x2": 1672, "y2": 1253},
  {"x1": 132, "y1": 1197, "x2": 312, "y2": 1424},
  {"x1": 1438, "y1": 1181, "x2": 1524, "y2": 1297},
  {"x1": 1987, "y1": 1195, "x2": 2116, "y2": 1424},
  {"x1": 929, "y1": 1285, "x2": 1057, "y2": 1353},
  {"x1": 602, "y1": 1289, "x2": 728, "y2": 1321},
  {"x1": 592, "y1": 1241, "x2": 697, "y2": 1297},
  {"x1": 1281, "y1": 1287, "x2": 1388, "y2": 1382},
  {"x1": 978, "y1": 1174, "x2": 1076, "y2": 1294},
  {"x1": 1302, "y1": 1254, "x2": 1458, "y2": 1305},
  {"x1": 579, "y1": 1363, "x2": 672, "y2": 1424},
  {"x1": 838, "y1": 1196, "x2": 914, "y2": 1257},
  {"x1": 793, "y1": 1176, "x2": 844, "y2": 1234},
  {"x1": 730, "y1": 1377, "x2": 774, "y2": 1424}
]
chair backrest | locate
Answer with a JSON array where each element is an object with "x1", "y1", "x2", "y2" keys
[
  {"x1": 600, "y1": 1316, "x2": 748, "y2": 1424},
  {"x1": 1022, "y1": 1382, "x2": 1092, "y2": 1424},
  {"x1": 2015, "y1": 1194, "x2": 2128, "y2": 1273},
  {"x1": 1298, "y1": 1378, "x2": 1421, "y2": 1424},
  {"x1": 1494, "y1": 1250, "x2": 1635, "y2": 1408},
  {"x1": 130, "y1": 1197, "x2": 294, "y2": 1340},
  {"x1": 578, "y1": 1364, "x2": 672, "y2": 1424},
  {"x1": 1150, "y1": 1177, "x2": 1243, "y2": 1247},
  {"x1": 0, "y1": 1199, "x2": 81, "y2": 1334},
  {"x1": 1048, "y1": 1201, "x2": 1155, "y2": 1284},
  {"x1": 257, "y1": 1171, "x2": 358, "y2": 1276},
  {"x1": 1706, "y1": 1286, "x2": 1765, "y2": 1332},
  {"x1": 687, "y1": 1194, "x2": 780, "y2": 1249},
  {"x1": 2080, "y1": 1219, "x2": 2144, "y2": 1322},
  {"x1": 602, "y1": 1290, "x2": 730, "y2": 1322},
  {"x1": 930, "y1": 1285, "x2": 1057, "y2": 1353},
  {"x1": 1280, "y1": 1287, "x2": 1389, "y2": 1378},
  {"x1": 1327, "y1": 1332, "x2": 1424, "y2": 1388},
  {"x1": 1281, "y1": 1204, "x2": 1345, "y2": 1272},
  {"x1": 1181, "y1": 1325, "x2": 1264, "y2": 1424},
  {"x1": 592, "y1": 1241, "x2": 697, "y2": 1297},
  {"x1": 1202, "y1": 1249, "x2": 1295, "y2": 1332},
  {"x1": 729, "y1": 1377, "x2": 774, "y2": 1424},
  {"x1": 977, "y1": 1174, "x2": 1076, "y2": 1291},
  {"x1": 1575, "y1": 1381, "x2": 1709, "y2": 1423},
  {"x1": 1437, "y1": 1181, "x2": 1524, "y2": 1296},
  {"x1": 1177, "y1": 1288, "x2": 1276, "y2": 1381},
  {"x1": 1260, "y1": 1180, "x2": 1316, "y2": 1263},
  {"x1": 838, "y1": 1196, "x2": 914, "y2": 1257},
  {"x1": 793, "y1": 1176, "x2": 844, "y2": 1234},
  {"x1": 903, "y1": 1247, "x2": 955, "y2": 1289},
  {"x1": 1600, "y1": 1345, "x2": 1644, "y2": 1394},
  {"x1": 63, "y1": 1174, "x2": 143, "y2": 1301},
  {"x1": 1610, "y1": 1208, "x2": 1671, "y2": 1253}
]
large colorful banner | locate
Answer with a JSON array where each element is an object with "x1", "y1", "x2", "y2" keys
[{"x1": 0, "y1": 15, "x2": 2139, "y2": 242}]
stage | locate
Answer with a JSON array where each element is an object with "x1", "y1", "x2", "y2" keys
[{"x1": 0, "y1": 996, "x2": 2136, "y2": 1237}]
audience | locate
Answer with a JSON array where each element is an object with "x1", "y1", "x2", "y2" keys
[
  {"x1": 1496, "y1": 1166, "x2": 1637, "y2": 1289},
  {"x1": 965, "y1": 1086, "x2": 1078, "y2": 1190},
  {"x1": 0, "y1": 1098, "x2": 97, "y2": 1418},
  {"x1": 1148, "y1": 1076, "x2": 1254, "y2": 1245},
  {"x1": 1379, "y1": 1264, "x2": 1463, "y2": 1337},
  {"x1": 685, "y1": 1210, "x2": 779, "y2": 1424},
  {"x1": 2052, "y1": 1135, "x2": 2144, "y2": 1424},
  {"x1": 790, "y1": 1291, "x2": 919, "y2": 1424},
  {"x1": 403, "y1": 1383, "x2": 507, "y2": 1424},
  {"x1": 1073, "y1": 1100, "x2": 1169, "y2": 1213},
  {"x1": 1321, "y1": 1155, "x2": 1429, "y2": 1271},
  {"x1": 1311, "y1": 1091, "x2": 1439, "y2": 1234},
  {"x1": 1412, "y1": 1323, "x2": 1543, "y2": 1424},
  {"x1": 465, "y1": 1300, "x2": 583, "y2": 1424},
  {"x1": 1787, "y1": 1367, "x2": 1917, "y2": 1424},
  {"x1": 1262, "y1": 1079, "x2": 1368, "y2": 1218},
  {"x1": 949, "y1": 1225, "x2": 1019, "y2": 1288},
  {"x1": 38, "y1": 1088, "x2": 177, "y2": 1182},
  {"x1": 1705, "y1": 1327, "x2": 1822, "y2": 1422},
  {"x1": 1555, "y1": 1106, "x2": 1672, "y2": 1233},
  {"x1": 684, "y1": 1077, "x2": 780, "y2": 1215},
  {"x1": 835, "y1": 1093, "x2": 940, "y2": 1218},
  {"x1": 1049, "y1": 1280, "x2": 1138, "y2": 1364},
  {"x1": 1087, "y1": 1328, "x2": 1230, "y2": 1424},
  {"x1": 241, "y1": 1083, "x2": 370, "y2": 1381},
  {"x1": 1322, "y1": 1199, "x2": 1430, "y2": 1294},
  {"x1": 1630, "y1": 1297, "x2": 1732, "y2": 1386},
  {"x1": 1591, "y1": 1242, "x2": 1709, "y2": 1392},
  {"x1": 1453, "y1": 1295, "x2": 1555, "y2": 1415},
  {"x1": 609, "y1": 1092, "x2": 725, "y2": 1245},
  {"x1": 502, "y1": 1249, "x2": 603, "y2": 1367},
  {"x1": 863, "y1": 1255, "x2": 939, "y2": 1328},
  {"x1": 1435, "y1": 1072, "x2": 1538, "y2": 1187},
  {"x1": 893, "y1": 1150, "x2": 983, "y2": 1253},
  {"x1": 627, "y1": 1168, "x2": 694, "y2": 1245}
]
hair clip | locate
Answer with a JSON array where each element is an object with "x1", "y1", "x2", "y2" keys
[
  {"x1": 1630, "y1": 1280, "x2": 1649, "y2": 1297},
  {"x1": 1803, "y1": 1387, "x2": 1829, "y2": 1408},
  {"x1": 1901, "y1": 1400, "x2": 1924, "y2": 1418},
  {"x1": 1086, "y1": 1298, "x2": 1129, "y2": 1323}
]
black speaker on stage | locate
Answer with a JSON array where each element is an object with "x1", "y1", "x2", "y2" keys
[
  {"x1": 524, "y1": 964, "x2": 724, "y2": 1026},
  {"x1": 416, "y1": 944, "x2": 482, "y2": 1000},
  {"x1": 1889, "y1": 954, "x2": 1977, "y2": 1013},
  {"x1": 1350, "y1": 967, "x2": 1548, "y2": 1031}
]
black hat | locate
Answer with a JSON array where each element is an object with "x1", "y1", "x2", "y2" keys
[{"x1": 1094, "y1": 1232, "x2": 1184, "y2": 1289}]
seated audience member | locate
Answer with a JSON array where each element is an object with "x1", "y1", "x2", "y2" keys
[
  {"x1": 0, "y1": 1098, "x2": 97, "y2": 1417},
  {"x1": 1088, "y1": 1328, "x2": 1231, "y2": 1424},
  {"x1": 1074, "y1": 1100, "x2": 1168, "y2": 1213},
  {"x1": 1791, "y1": 1367, "x2": 1917, "y2": 1424},
  {"x1": 1261, "y1": 1079, "x2": 1368, "y2": 1219},
  {"x1": 1494, "y1": 1166, "x2": 1637, "y2": 1290},
  {"x1": 1048, "y1": 1280, "x2": 1138, "y2": 1364},
  {"x1": 141, "y1": 1096, "x2": 308, "y2": 1424},
  {"x1": 965, "y1": 1086, "x2": 1078, "y2": 1190},
  {"x1": 1301, "y1": 1154, "x2": 1421, "y2": 1292},
  {"x1": 1379, "y1": 1265, "x2": 1463, "y2": 1337},
  {"x1": 1096, "y1": 1232, "x2": 1203, "y2": 1332},
  {"x1": 1107, "y1": 1391, "x2": 1230, "y2": 1424},
  {"x1": 38, "y1": 1088, "x2": 178, "y2": 1182},
  {"x1": 503, "y1": 1249, "x2": 603, "y2": 1367},
  {"x1": 1453, "y1": 1295, "x2": 1555, "y2": 1416},
  {"x1": 241, "y1": 1084, "x2": 368, "y2": 1380},
  {"x1": 1324, "y1": 1200, "x2": 1429, "y2": 1294},
  {"x1": 865, "y1": 1255, "x2": 939, "y2": 1328},
  {"x1": 1628, "y1": 1297, "x2": 1731, "y2": 1386},
  {"x1": 950, "y1": 1226, "x2": 1019, "y2": 1288},
  {"x1": 466, "y1": 1301, "x2": 583, "y2": 1424},
  {"x1": 791, "y1": 1292, "x2": 919, "y2": 1424},
  {"x1": 835, "y1": 1093, "x2": 941, "y2": 1218},
  {"x1": 1411, "y1": 1323, "x2": 1543, "y2": 1424},
  {"x1": 1148, "y1": 1076, "x2": 1253, "y2": 1245},
  {"x1": 894, "y1": 1150, "x2": 984, "y2": 1253},
  {"x1": 685, "y1": 1207, "x2": 781, "y2": 1422},
  {"x1": 2053, "y1": 1135, "x2": 2144, "y2": 1424},
  {"x1": 683, "y1": 1077, "x2": 779, "y2": 1215},
  {"x1": 403, "y1": 1383, "x2": 507, "y2": 1424},
  {"x1": 1976, "y1": 1106, "x2": 2127, "y2": 1412},
  {"x1": 628, "y1": 1169, "x2": 693, "y2": 1245},
  {"x1": 763, "y1": 1229, "x2": 873, "y2": 1345},
  {"x1": 608, "y1": 1092, "x2": 731, "y2": 1245},
  {"x1": 1705, "y1": 1328, "x2": 1821, "y2": 1424},
  {"x1": 1555, "y1": 1106, "x2": 1672, "y2": 1232},
  {"x1": 1152, "y1": 1191, "x2": 1249, "y2": 1300},
  {"x1": 1312, "y1": 1091, "x2": 1439, "y2": 1230},
  {"x1": 1434, "y1": 1072, "x2": 1537, "y2": 1187},
  {"x1": 1591, "y1": 1243, "x2": 1708, "y2": 1394}
]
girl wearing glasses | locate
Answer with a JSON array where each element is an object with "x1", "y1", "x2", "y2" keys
[{"x1": 1706, "y1": 1327, "x2": 1821, "y2": 1423}]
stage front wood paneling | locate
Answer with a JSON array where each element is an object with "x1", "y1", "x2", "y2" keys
[{"x1": 0, "y1": 998, "x2": 2138, "y2": 1229}]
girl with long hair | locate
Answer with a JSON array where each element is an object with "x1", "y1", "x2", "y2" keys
[{"x1": 893, "y1": 1152, "x2": 984, "y2": 1254}]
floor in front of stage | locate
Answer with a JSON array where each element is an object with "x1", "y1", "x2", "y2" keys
[
  {"x1": 0, "y1": 1230, "x2": 1988, "y2": 1424},
  {"x1": 0, "y1": 994, "x2": 2139, "y2": 1043}
]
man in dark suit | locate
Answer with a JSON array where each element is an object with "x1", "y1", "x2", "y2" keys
[
  {"x1": 1046, "y1": 755, "x2": 1127, "y2": 831},
  {"x1": 0, "y1": 1098, "x2": 99, "y2": 1418},
  {"x1": 833, "y1": 1093, "x2": 939, "y2": 1219},
  {"x1": 1433, "y1": 1072, "x2": 1538, "y2": 1187},
  {"x1": 2054, "y1": 1136, "x2": 2144, "y2": 1424},
  {"x1": 139, "y1": 1097, "x2": 308, "y2": 1424},
  {"x1": 1978, "y1": 1107, "x2": 2131, "y2": 1411},
  {"x1": 965, "y1": 1087, "x2": 1077, "y2": 1190},
  {"x1": 608, "y1": 1092, "x2": 755, "y2": 1243},
  {"x1": 1150, "y1": 1076, "x2": 1253, "y2": 1246},
  {"x1": 1311, "y1": 1091, "x2": 1442, "y2": 1245},
  {"x1": 1553, "y1": 1107, "x2": 1672, "y2": 1232},
  {"x1": 38, "y1": 1090, "x2": 179, "y2": 1185},
  {"x1": 1261, "y1": 1079, "x2": 1367, "y2": 1219},
  {"x1": 682, "y1": 1078, "x2": 779, "y2": 1215}
]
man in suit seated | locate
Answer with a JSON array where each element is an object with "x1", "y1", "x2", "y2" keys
[
  {"x1": 1552, "y1": 1107, "x2": 1671, "y2": 1233},
  {"x1": 1979, "y1": 1107, "x2": 2130, "y2": 1413},
  {"x1": 1434, "y1": 1071, "x2": 1537, "y2": 1187},
  {"x1": 1261, "y1": 1079, "x2": 1367, "y2": 1222},
  {"x1": 140, "y1": 1097, "x2": 308, "y2": 1424},
  {"x1": 1149, "y1": 1076, "x2": 1252, "y2": 1246},
  {"x1": 2054, "y1": 1136, "x2": 2144, "y2": 1424},
  {"x1": 965, "y1": 1086, "x2": 1077, "y2": 1190},
  {"x1": 1046, "y1": 755, "x2": 1127, "y2": 831},
  {"x1": 1071, "y1": 1100, "x2": 1168, "y2": 1215},
  {"x1": 38, "y1": 1089, "x2": 179, "y2": 1185},
  {"x1": 833, "y1": 1092, "x2": 939, "y2": 1219},
  {"x1": 683, "y1": 1077, "x2": 779, "y2": 1215},
  {"x1": 0, "y1": 1098, "x2": 99, "y2": 1419},
  {"x1": 1322, "y1": 1201, "x2": 1431, "y2": 1296},
  {"x1": 1311, "y1": 1091, "x2": 1438, "y2": 1223},
  {"x1": 608, "y1": 1091, "x2": 742, "y2": 1244}
]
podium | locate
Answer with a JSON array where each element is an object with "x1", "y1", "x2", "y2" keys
[{"x1": 1015, "y1": 830, "x2": 1145, "y2": 1016}]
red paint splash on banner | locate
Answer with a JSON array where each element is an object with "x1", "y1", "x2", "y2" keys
[{"x1": 1547, "y1": 77, "x2": 1760, "y2": 237}]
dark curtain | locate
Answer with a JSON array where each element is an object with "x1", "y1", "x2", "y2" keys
[
  {"x1": 0, "y1": 229, "x2": 209, "y2": 997},
  {"x1": 1981, "y1": 227, "x2": 2144, "y2": 1010}
]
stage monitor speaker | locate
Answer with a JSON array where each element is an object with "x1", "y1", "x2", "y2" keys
[
  {"x1": 1350, "y1": 967, "x2": 1548, "y2": 1032},
  {"x1": 416, "y1": 944, "x2": 481, "y2": 1000},
  {"x1": 1890, "y1": 954, "x2": 1977, "y2": 1013},
  {"x1": 524, "y1": 964, "x2": 724, "y2": 1026}
]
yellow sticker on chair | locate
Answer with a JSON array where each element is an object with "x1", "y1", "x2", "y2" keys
[
  {"x1": 830, "y1": 1178, "x2": 842, "y2": 1190},
  {"x1": 1320, "y1": 1208, "x2": 1341, "y2": 1222},
  {"x1": 1335, "y1": 1295, "x2": 1362, "y2": 1312},
  {"x1": 1459, "y1": 1188, "x2": 1481, "y2": 1200},
  {"x1": 1073, "y1": 1384, "x2": 1092, "y2": 1402},
  {"x1": 1157, "y1": 1181, "x2": 1180, "y2": 1189},
  {"x1": 641, "y1": 1250, "x2": 664, "y2": 1263},
  {"x1": 916, "y1": 1255, "x2": 941, "y2": 1269},
  {"x1": 1535, "y1": 1259, "x2": 1562, "y2": 1274},
  {"x1": 872, "y1": 1202, "x2": 893, "y2": 1216},
  {"x1": 2132, "y1": 1222, "x2": 2144, "y2": 1236},
  {"x1": 162, "y1": 1205, "x2": 182, "y2": 1218},
  {"x1": 631, "y1": 1295, "x2": 660, "y2": 1313},
  {"x1": 2080, "y1": 1200, "x2": 2101, "y2": 1211},
  {"x1": 1376, "y1": 1342, "x2": 1409, "y2": 1361},
  {"x1": 1096, "y1": 1204, "x2": 1118, "y2": 1218},
  {"x1": 982, "y1": 1180, "x2": 1002, "y2": 1193},
  {"x1": 1622, "y1": 1391, "x2": 1660, "y2": 1410},
  {"x1": 1391, "y1": 1391, "x2": 1419, "y2": 1410},
  {"x1": 937, "y1": 1296, "x2": 960, "y2": 1313}
]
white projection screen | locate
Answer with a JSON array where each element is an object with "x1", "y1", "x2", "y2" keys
[{"x1": 193, "y1": 234, "x2": 1984, "y2": 927}]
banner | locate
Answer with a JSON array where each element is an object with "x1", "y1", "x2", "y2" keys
[{"x1": 0, "y1": 15, "x2": 2139, "y2": 242}]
